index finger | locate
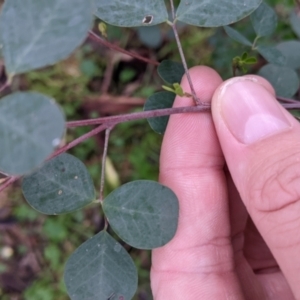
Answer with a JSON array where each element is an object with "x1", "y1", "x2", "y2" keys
[{"x1": 151, "y1": 66, "x2": 244, "y2": 299}]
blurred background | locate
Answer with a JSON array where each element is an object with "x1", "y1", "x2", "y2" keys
[{"x1": 0, "y1": 0, "x2": 298, "y2": 299}]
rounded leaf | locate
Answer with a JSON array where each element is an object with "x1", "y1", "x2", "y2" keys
[
  {"x1": 144, "y1": 91, "x2": 175, "y2": 134},
  {"x1": 276, "y1": 41, "x2": 300, "y2": 69},
  {"x1": 64, "y1": 231, "x2": 137, "y2": 300},
  {"x1": 290, "y1": 10, "x2": 300, "y2": 39},
  {"x1": 94, "y1": 0, "x2": 168, "y2": 27},
  {"x1": 158, "y1": 60, "x2": 185, "y2": 84},
  {"x1": 257, "y1": 45, "x2": 286, "y2": 66},
  {"x1": 103, "y1": 180, "x2": 179, "y2": 249},
  {"x1": 22, "y1": 154, "x2": 95, "y2": 214},
  {"x1": 223, "y1": 26, "x2": 252, "y2": 46},
  {"x1": 0, "y1": 92, "x2": 65, "y2": 175},
  {"x1": 0, "y1": 0, "x2": 93, "y2": 75},
  {"x1": 250, "y1": 2, "x2": 277, "y2": 37},
  {"x1": 258, "y1": 64, "x2": 299, "y2": 98},
  {"x1": 176, "y1": 0, "x2": 262, "y2": 27}
]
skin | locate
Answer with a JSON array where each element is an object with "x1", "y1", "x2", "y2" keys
[{"x1": 151, "y1": 66, "x2": 300, "y2": 299}]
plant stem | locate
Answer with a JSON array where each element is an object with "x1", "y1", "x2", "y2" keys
[
  {"x1": 67, "y1": 105, "x2": 210, "y2": 128},
  {"x1": 49, "y1": 124, "x2": 110, "y2": 160},
  {"x1": 88, "y1": 31, "x2": 159, "y2": 66},
  {"x1": 100, "y1": 127, "x2": 113, "y2": 232},
  {"x1": 0, "y1": 125, "x2": 110, "y2": 194},
  {"x1": 281, "y1": 103, "x2": 300, "y2": 109},
  {"x1": 251, "y1": 36, "x2": 260, "y2": 50},
  {"x1": 277, "y1": 96, "x2": 299, "y2": 104},
  {"x1": 1, "y1": 96, "x2": 299, "y2": 194},
  {"x1": 0, "y1": 80, "x2": 10, "y2": 94},
  {"x1": 66, "y1": 96, "x2": 300, "y2": 128},
  {"x1": 99, "y1": 126, "x2": 113, "y2": 203},
  {"x1": 0, "y1": 176, "x2": 19, "y2": 193},
  {"x1": 169, "y1": 0, "x2": 176, "y2": 20},
  {"x1": 168, "y1": 0, "x2": 202, "y2": 106}
]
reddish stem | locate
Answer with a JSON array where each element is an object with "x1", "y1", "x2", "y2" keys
[
  {"x1": 0, "y1": 176, "x2": 19, "y2": 193},
  {"x1": 0, "y1": 81, "x2": 10, "y2": 94},
  {"x1": 88, "y1": 31, "x2": 159, "y2": 66},
  {"x1": 67, "y1": 105, "x2": 210, "y2": 128},
  {"x1": 49, "y1": 124, "x2": 110, "y2": 160},
  {"x1": 1, "y1": 96, "x2": 300, "y2": 193}
]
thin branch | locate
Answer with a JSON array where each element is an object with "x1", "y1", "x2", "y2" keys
[
  {"x1": 101, "y1": 54, "x2": 114, "y2": 93},
  {"x1": 251, "y1": 36, "x2": 260, "y2": 50},
  {"x1": 0, "y1": 176, "x2": 19, "y2": 193},
  {"x1": 169, "y1": 0, "x2": 176, "y2": 20},
  {"x1": 49, "y1": 124, "x2": 110, "y2": 160},
  {"x1": 1, "y1": 95, "x2": 299, "y2": 193},
  {"x1": 168, "y1": 0, "x2": 202, "y2": 106},
  {"x1": 88, "y1": 30, "x2": 159, "y2": 66},
  {"x1": 67, "y1": 105, "x2": 210, "y2": 128},
  {"x1": 281, "y1": 103, "x2": 300, "y2": 109},
  {"x1": 0, "y1": 80, "x2": 10, "y2": 94},
  {"x1": 99, "y1": 126, "x2": 113, "y2": 203},
  {"x1": 0, "y1": 124, "x2": 111, "y2": 194},
  {"x1": 277, "y1": 96, "x2": 299, "y2": 104}
]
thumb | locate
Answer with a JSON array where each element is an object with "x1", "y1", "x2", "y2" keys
[{"x1": 212, "y1": 76, "x2": 300, "y2": 298}]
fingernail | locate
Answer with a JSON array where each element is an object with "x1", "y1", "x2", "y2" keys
[{"x1": 219, "y1": 78, "x2": 291, "y2": 144}]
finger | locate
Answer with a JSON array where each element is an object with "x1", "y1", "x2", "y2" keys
[
  {"x1": 212, "y1": 76, "x2": 300, "y2": 298},
  {"x1": 151, "y1": 66, "x2": 245, "y2": 299},
  {"x1": 226, "y1": 173, "x2": 268, "y2": 299}
]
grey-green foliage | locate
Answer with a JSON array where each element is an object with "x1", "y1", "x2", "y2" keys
[
  {"x1": 258, "y1": 64, "x2": 299, "y2": 98},
  {"x1": 22, "y1": 154, "x2": 96, "y2": 215},
  {"x1": 176, "y1": 0, "x2": 262, "y2": 27},
  {"x1": 64, "y1": 231, "x2": 138, "y2": 300},
  {"x1": 0, "y1": 92, "x2": 65, "y2": 175},
  {"x1": 103, "y1": 180, "x2": 179, "y2": 249},
  {"x1": 1, "y1": 1, "x2": 299, "y2": 299},
  {"x1": 94, "y1": 0, "x2": 168, "y2": 27},
  {"x1": 158, "y1": 60, "x2": 185, "y2": 85},
  {"x1": 290, "y1": 10, "x2": 300, "y2": 39},
  {"x1": 250, "y1": 2, "x2": 277, "y2": 37},
  {"x1": 276, "y1": 41, "x2": 300, "y2": 69},
  {"x1": 256, "y1": 45, "x2": 286, "y2": 66},
  {"x1": 223, "y1": 26, "x2": 252, "y2": 46},
  {"x1": 0, "y1": 0, "x2": 93, "y2": 75},
  {"x1": 224, "y1": 3, "x2": 300, "y2": 97},
  {"x1": 144, "y1": 92, "x2": 176, "y2": 134},
  {"x1": 94, "y1": 0, "x2": 261, "y2": 28}
]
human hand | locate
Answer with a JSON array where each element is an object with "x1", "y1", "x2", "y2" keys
[{"x1": 151, "y1": 66, "x2": 299, "y2": 299}]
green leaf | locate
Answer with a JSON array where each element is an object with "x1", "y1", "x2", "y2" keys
[
  {"x1": 0, "y1": 92, "x2": 65, "y2": 175},
  {"x1": 103, "y1": 180, "x2": 179, "y2": 249},
  {"x1": 176, "y1": 0, "x2": 262, "y2": 27},
  {"x1": 0, "y1": 0, "x2": 93, "y2": 75},
  {"x1": 144, "y1": 91, "x2": 175, "y2": 134},
  {"x1": 94, "y1": 0, "x2": 168, "y2": 27},
  {"x1": 241, "y1": 52, "x2": 248, "y2": 60},
  {"x1": 173, "y1": 83, "x2": 185, "y2": 97},
  {"x1": 257, "y1": 45, "x2": 286, "y2": 66},
  {"x1": 276, "y1": 41, "x2": 300, "y2": 70},
  {"x1": 223, "y1": 26, "x2": 252, "y2": 46},
  {"x1": 64, "y1": 231, "x2": 137, "y2": 300},
  {"x1": 290, "y1": 10, "x2": 300, "y2": 39},
  {"x1": 158, "y1": 60, "x2": 185, "y2": 84},
  {"x1": 244, "y1": 57, "x2": 257, "y2": 64},
  {"x1": 162, "y1": 85, "x2": 176, "y2": 93},
  {"x1": 258, "y1": 64, "x2": 299, "y2": 97},
  {"x1": 250, "y1": 2, "x2": 277, "y2": 37},
  {"x1": 22, "y1": 153, "x2": 95, "y2": 215}
]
